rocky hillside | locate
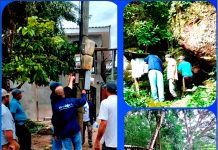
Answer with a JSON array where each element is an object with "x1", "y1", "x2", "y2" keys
[{"x1": 170, "y1": 2, "x2": 216, "y2": 63}]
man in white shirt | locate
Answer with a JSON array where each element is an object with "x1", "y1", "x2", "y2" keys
[
  {"x1": 82, "y1": 98, "x2": 96, "y2": 148},
  {"x1": 165, "y1": 54, "x2": 178, "y2": 100},
  {"x1": 1, "y1": 89, "x2": 20, "y2": 150},
  {"x1": 94, "y1": 81, "x2": 117, "y2": 150}
]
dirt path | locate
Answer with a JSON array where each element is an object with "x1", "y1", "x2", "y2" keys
[
  {"x1": 32, "y1": 127, "x2": 98, "y2": 150},
  {"x1": 170, "y1": 95, "x2": 192, "y2": 107}
]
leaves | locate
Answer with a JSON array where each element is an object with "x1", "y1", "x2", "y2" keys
[
  {"x1": 3, "y1": 16, "x2": 77, "y2": 86},
  {"x1": 125, "y1": 110, "x2": 216, "y2": 149},
  {"x1": 124, "y1": 2, "x2": 173, "y2": 51}
]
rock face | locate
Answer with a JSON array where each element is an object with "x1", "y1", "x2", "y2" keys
[{"x1": 171, "y1": 2, "x2": 216, "y2": 61}]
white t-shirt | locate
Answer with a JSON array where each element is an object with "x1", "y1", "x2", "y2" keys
[
  {"x1": 83, "y1": 101, "x2": 90, "y2": 122},
  {"x1": 98, "y1": 95, "x2": 117, "y2": 148},
  {"x1": 167, "y1": 58, "x2": 178, "y2": 80}
]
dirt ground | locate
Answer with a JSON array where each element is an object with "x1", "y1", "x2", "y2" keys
[{"x1": 32, "y1": 123, "x2": 98, "y2": 150}]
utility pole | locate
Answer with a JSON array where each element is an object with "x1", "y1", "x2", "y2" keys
[{"x1": 78, "y1": 1, "x2": 90, "y2": 140}]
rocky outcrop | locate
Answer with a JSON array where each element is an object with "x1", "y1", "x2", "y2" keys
[{"x1": 170, "y1": 2, "x2": 216, "y2": 62}]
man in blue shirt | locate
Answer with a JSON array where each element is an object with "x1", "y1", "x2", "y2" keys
[
  {"x1": 1, "y1": 89, "x2": 20, "y2": 150},
  {"x1": 51, "y1": 76, "x2": 86, "y2": 150},
  {"x1": 10, "y1": 88, "x2": 31, "y2": 150},
  {"x1": 177, "y1": 56, "x2": 193, "y2": 89},
  {"x1": 144, "y1": 54, "x2": 164, "y2": 101}
]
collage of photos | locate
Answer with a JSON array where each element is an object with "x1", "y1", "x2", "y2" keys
[
  {"x1": 0, "y1": 1, "x2": 217, "y2": 150},
  {"x1": 123, "y1": 1, "x2": 216, "y2": 150}
]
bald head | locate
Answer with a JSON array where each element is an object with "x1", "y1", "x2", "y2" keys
[{"x1": 54, "y1": 86, "x2": 65, "y2": 98}]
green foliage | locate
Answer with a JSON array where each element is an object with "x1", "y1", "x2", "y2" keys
[
  {"x1": 160, "y1": 111, "x2": 185, "y2": 149},
  {"x1": 187, "y1": 79, "x2": 216, "y2": 107},
  {"x1": 124, "y1": 83, "x2": 173, "y2": 107},
  {"x1": 124, "y1": 85, "x2": 149, "y2": 107},
  {"x1": 125, "y1": 110, "x2": 216, "y2": 149},
  {"x1": 25, "y1": 120, "x2": 46, "y2": 133},
  {"x1": 25, "y1": 1, "x2": 77, "y2": 23},
  {"x1": 124, "y1": 2, "x2": 173, "y2": 51},
  {"x1": 3, "y1": 16, "x2": 77, "y2": 85},
  {"x1": 125, "y1": 111, "x2": 154, "y2": 147}
]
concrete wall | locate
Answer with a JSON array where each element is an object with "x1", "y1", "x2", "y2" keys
[
  {"x1": 10, "y1": 81, "x2": 52, "y2": 121},
  {"x1": 10, "y1": 73, "x2": 103, "y2": 121}
]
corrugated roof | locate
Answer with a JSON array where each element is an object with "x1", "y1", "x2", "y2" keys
[{"x1": 64, "y1": 25, "x2": 111, "y2": 29}]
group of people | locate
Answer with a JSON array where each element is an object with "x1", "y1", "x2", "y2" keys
[
  {"x1": 1, "y1": 88, "x2": 31, "y2": 150},
  {"x1": 49, "y1": 74, "x2": 117, "y2": 150},
  {"x1": 2, "y1": 74, "x2": 117, "y2": 150},
  {"x1": 144, "y1": 54, "x2": 193, "y2": 101}
]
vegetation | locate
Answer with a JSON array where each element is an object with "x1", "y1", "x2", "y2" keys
[
  {"x1": 26, "y1": 120, "x2": 46, "y2": 134},
  {"x1": 124, "y1": 2, "x2": 173, "y2": 53},
  {"x1": 124, "y1": 1, "x2": 216, "y2": 107},
  {"x1": 2, "y1": 1, "x2": 78, "y2": 87},
  {"x1": 125, "y1": 110, "x2": 216, "y2": 149},
  {"x1": 124, "y1": 79, "x2": 216, "y2": 107},
  {"x1": 3, "y1": 16, "x2": 77, "y2": 86}
]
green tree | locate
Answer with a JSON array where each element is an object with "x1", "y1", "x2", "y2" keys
[
  {"x1": 125, "y1": 110, "x2": 216, "y2": 150},
  {"x1": 2, "y1": 1, "x2": 78, "y2": 88},
  {"x1": 124, "y1": 2, "x2": 173, "y2": 52},
  {"x1": 3, "y1": 16, "x2": 77, "y2": 86}
]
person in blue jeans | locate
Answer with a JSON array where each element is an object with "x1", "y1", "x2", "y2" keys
[
  {"x1": 144, "y1": 54, "x2": 164, "y2": 102},
  {"x1": 50, "y1": 75, "x2": 86, "y2": 150}
]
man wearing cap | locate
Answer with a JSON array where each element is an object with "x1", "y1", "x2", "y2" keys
[
  {"x1": 177, "y1": 56, "x2": 193, "y2": 90},
  {"x1": 144, "y1": 54, "x2": 164, "y2": 102},
  {"x1": 50, "y1": 74, "x2": 81, "y2": 150},
  {"x1": 94, "y1": 81, "x2": 117, "y2": 150},
  {"x1": 10, "y1": 88, "x2": 31, "y2": 150},
  {"x1": 51, "y1": 75, "x2": 87, "y2": 150},
  {"x1": 1, "y1": 89, "x2": 20, "y2": 150},
  {"x1": 165, "y1": 54, "x2": 178, "y2": 100}
]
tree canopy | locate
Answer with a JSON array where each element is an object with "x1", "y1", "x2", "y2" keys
[
  {"x1": 125, "y1": 110, "x2": 216, "y2": 150},
  {"x1": 2, "y1": 2, "x2": 79, "y2": 87},
  {"x1": 124, "y1": 2, "x2": 173, "y2": 53}
]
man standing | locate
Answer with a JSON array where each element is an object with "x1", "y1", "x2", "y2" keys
[
  {"x1": 177, "y1": 56, "x2": 193, "y2": 90},
  {"x1": 10, "y1": 89, "x2": 31, "y2": 150},
  {"x1": 82, "y1": 97, "x2": 96, "y2": 148},
  {"x1": 1, "y1": 89, "x2": 20, "y2": 150},
  {"x1": 144, "y1": 54, "x2": 164, "y2": 102},
  {"x1": 165, "y1": 54, "x2": 178, "y2": 100},
  {"x1": 50, "y1": 74, "x2": 77, "y2": 150},
  {"x1": 94, "y1": 81, "x2": 117, "y2": 150},
  {"x1": 51, "y1": 77, "x2": 86, "y2": 150}
]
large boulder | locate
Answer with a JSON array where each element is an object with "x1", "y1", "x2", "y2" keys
[{"x1": 170, "y1": 2, "x2": 216, "y2": 64}]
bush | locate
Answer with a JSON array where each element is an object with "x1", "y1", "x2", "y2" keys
[{"x1": 25, "y1": 120, "x2": 46, "y2": 133}]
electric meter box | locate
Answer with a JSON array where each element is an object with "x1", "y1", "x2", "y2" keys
[
  {"x1": 81, "y1": 54, "x2": 93, "y2": 70},
  {"x1": 75, "y1": 54, "x2": 81, "y2": 69},
  {"x1": 82, "y1": 38, "x2": 95, "y2": 56}
]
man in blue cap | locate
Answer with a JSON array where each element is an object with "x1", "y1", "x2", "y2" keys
[
  {"x1": 50, "y1": 75, "x2": 87, "y2": 150},
  {"x1": 10, "y1": 88, "x2": 31, "y2": 150},
  {"x1": 49, "y1": 74, "x2": 79, "y2": 150},
  {"x1": 94, "y1": 81, "x2": 117, "y2": 150}
]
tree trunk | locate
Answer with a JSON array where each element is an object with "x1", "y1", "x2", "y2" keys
[
  {"x1": 2, "y1": 77, "x2": 10, "y2": 91},
  {"x1": 148, "y1": 110, "x2": 165, "y2": 150}
]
